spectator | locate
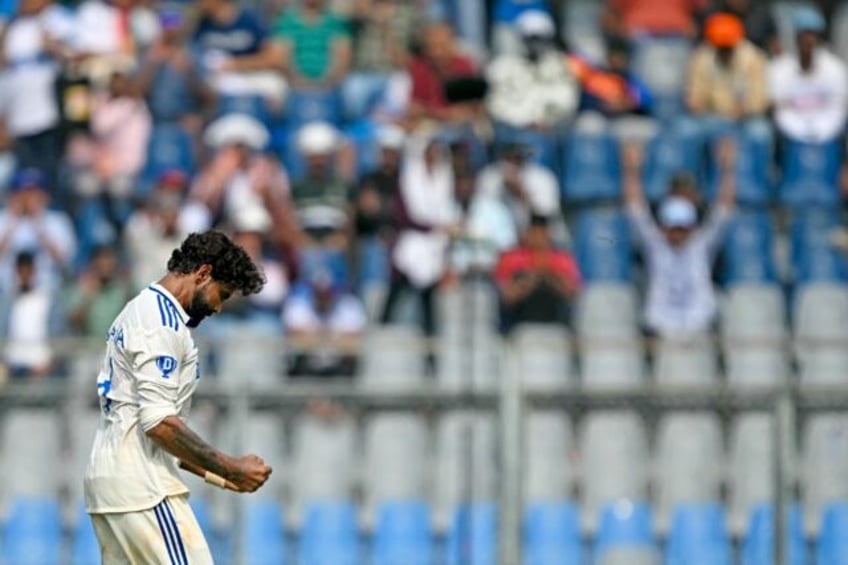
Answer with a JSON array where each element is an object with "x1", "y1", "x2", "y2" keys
[
  {"x1": 65, "y1": 245, "x2": 131, "y2": 338},
  {"x1": 408, "y1": 22, "x2": 477, "y2": 122},
  {"x1": 134, "y1": 8, "x2": 213, "y2": 129},
  {"x1": 0, "y1": 251, "x2": 63, "y2": 378},
  {"x1": 0, "y1": 169, "x2": 76, "y2": 289},
  {"x1": 770, "y1": 7, "x2": 848, "y2": 144},
  {"x1": 687, "y1": 12, "x2": 769, "y2": 121},
  {"x1": 603, "y1": 0, "x2": 708, "y2": 38},
  {"x1": 622, "y1": 138, "x2": 737, "y2": 337},
  {"x1": 486, "y1": 10, "x2": 579, "y2": 129},
  {"x1": 284, "y1": 269, "x2": 366, "y2": 377},
  {"x1": 273, "y1": 0, "x2": 352, "y2": 90},
  {"x1": 700, "y1": 0, "x2": 779, "y2": 55},
  {"x1": 0, "y1": 0, "x2": 75, "y2": 188},
  {"x1": 494, "y1": 215, "x2": 581, "y2": 333},
  {"x1": 74, "y1": 0, "x2": 137, "y2": 82}
]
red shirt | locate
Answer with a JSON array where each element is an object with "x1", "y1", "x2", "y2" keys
[
  {"x1": 494, "y1": 247, "x2": 582, "y2": 292},
  {"x1": 611, "y1": 0, "x2": 707, "y2": 36},
  {"x1": 408, "y1": 55, "x2": 476, "y2": 112}
]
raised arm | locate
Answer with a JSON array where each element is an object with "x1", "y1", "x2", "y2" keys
[
  {"x1": 621, "y1": 141, "x2": 663, "y2": 247},
  {"x1": 714, "y1": 136, "x2": 737, "y2": 210}
]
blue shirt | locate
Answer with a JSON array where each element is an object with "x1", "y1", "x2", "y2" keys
[{"x1": 193, "y1": 9, "x2": 267, "y2": 57}]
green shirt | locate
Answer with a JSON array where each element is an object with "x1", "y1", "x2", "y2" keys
[
  {"x1": 65, "y1": 281, "x2": 130, "y2": 338},
  {"x1": 274, "y1": 9, "x2": 350, "y2": 80}
]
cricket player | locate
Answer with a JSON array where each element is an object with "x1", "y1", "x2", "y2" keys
[{"x1": 84, "y1": 231, "x2": 273, "y2": 563}]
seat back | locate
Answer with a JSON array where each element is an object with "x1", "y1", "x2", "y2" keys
[
  {"x1": 666, "y1": 504, "x2": 732, "y2": 565},
  {"x1": 445, "y1": 503, "x2": 498, "y2": 565},
  {"x1": 299, "y1": 501, "x2": 359, "y2": 565},
  {"x1": 742, "y1": 504, "x2": 807, "y2": 565},
  {"x1": 594, "y1": 501, "x2": 656, "y2": 562},
  {"x1": 721, "y1": 211, "x2": 778, "y2": 286},
  {"x1": 286, "y1": 89, "x2": 343, "y2": 128},
  {"x1": 574, "y1": 208, "x2": 633, "y2": 283},
  {"x1": 562, "y1": 131, "x2": 621, "y2": 204},
  {"x1": 244, "y1": 499, "x2": 287, "y2": 565},
  {"x1": 780, "y1": 140, "x2": 842, "y2": 207},
  {"x1": 373, "y1": 500, "x2": 433, "y2": 565},
  {"x1": 642, "y1": 119, "x2": 703, "y2": 202},
  {"x1": 523, "y1": 501, "x2": 582, "y2": 565},
  {"x1": 2, "y1": 497, "x2": 62, "y2": 565},
  {"x1": 817, "y1": 503, "x2": 848, "y2": 564}
]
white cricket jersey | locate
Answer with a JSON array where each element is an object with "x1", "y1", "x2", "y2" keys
[{"x1": 84, "y1": 283, "x2": 201, "y2": 514}]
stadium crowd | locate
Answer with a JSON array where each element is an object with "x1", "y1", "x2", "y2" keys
[{"x1": 0, "y1": 0, "x2": 844, "y2": 379}]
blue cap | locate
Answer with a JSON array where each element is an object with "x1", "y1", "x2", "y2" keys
[
  {"x1": 159, "y1": 8, "x2": 184, "y2": 30},
  {"x1": 10, "y1": 168, "x2": 45, "y2": 192},
  {"x1": 794, "y1": 7, "x2": 825, "y2": 34}
]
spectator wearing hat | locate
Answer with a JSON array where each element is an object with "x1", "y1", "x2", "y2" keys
[
  {"x1": 700, "y1": 0, "x2": 779, "y2": 55},
  {"x1": 622, "y1": 138, "x2": 737, "y2": 336},
  {"x1": 770, "y1": 7, "x2": 848, "y2": 144},
  {"x1": 65, "y1": 244, "x2": 131, "y2": 338},
  {"x1": 687, "y1": 12, "x2": 769, "y2": 121},
  {"x1": 0, "y1": 169, "x2": 76, "y2": 290}
]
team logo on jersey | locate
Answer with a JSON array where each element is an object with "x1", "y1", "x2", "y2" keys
[{"x1": 156, "y1": 355, "x2": 178, "y2": 378}]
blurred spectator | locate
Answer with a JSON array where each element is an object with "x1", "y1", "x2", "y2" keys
[
  {"x1": 486, "y1": 10, "x2": 579, "y2": 129},
  {"x1": 284, "y1": 269, "x2": 365, "y2": 377},
  {"x1": 700, "y1": 0, "x2": 779, "y2": 55},
  {"x1": 71, "y1": 70, "x2": 152, "y2": 233},
  {"x1": 191, "y1": 114, "x2": 300, "y2": 248},
  {"x1": 494, "y1": 215, "x2": 581, "y2": 333},
  {"x1": 74, "y1": 0, "x2": 137, "y2": 81},
  {"x1": 65, "y1": 245, "x2": 131, "y2": 338},
  {"x1": 273, "y1": 0, "x2": 352, "y2": 90},
  {"x1": 408, "y1": 22, "x2": 477, "y2": 122},
  {"x1": 622, "y1": 138, "x2": 736, "y2": 337},
  {"x1": 570, "y1": 36, "x2": 652, "y2": 118},
  {"x1": 603, "y1": 0, "x2": 708, "y2": 38},
  {"x1": 0, "y1": 169, "x2": 76, "y2": 289},
  {"x1": 353, "y1": 125, "x2": 403, "y2": 244},
  {"x1": 770, "y1": 7, "x2": 848, "y2": 144},
  {"x1": 0, "y1": 0, "x2": 75, "y2": 188},
  {"x1": 0, "y1": 251, "x2": 63, "y2": 378},
  {"x1": 124, "y1": 170, "x2": 198, "y2": 290},
  {"x1": 687, "y1": 12, "x2": 768, "y2": 121},
  {"x1": 135, "y1": 8, "x2": 213, "y2": 128},
  {"x1": 381, "y1": 132, "x2": 457, "y2": 338}
]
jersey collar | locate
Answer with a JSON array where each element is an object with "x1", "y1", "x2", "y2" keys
[{"x1": 148, "y1": 283, "x2": 190, "y2": 326}]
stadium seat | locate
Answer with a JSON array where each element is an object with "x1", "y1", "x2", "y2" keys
[
  {"x1": 790, "y1": 208, "x2": 848, "y2": 286},
  {"x1": 345, "y1": 120, "x2": 380, "y2": 178},
  {"x1": 2, "y1": 497, "x2": 62, "y2": 565},
  {"x1": 794, "y1": 284, "x2": 848, "y2": 383},
  {"x1": 742, "y1": 504, "x2": 807, "y2": 565},
  {"x1": 360, "y1": 325, "x2": 427, "y2": 386},
  {"x1": 630, "y1": 37, "x2": 691, "y2": 119},
  {"x1": 802, "y1": 414, "x2": 848, "y2": 534},
  {"x1": 523, "y1": 501, "x2": 582, "y2": 565},
  {"x1": 705, "y1": 122, "x2": 773, "y2": 205},
  {"x1": 728, "y1": 415, "x2": 775, "y2": 534},
  {"x1": 298, "y1": 501, "x2": 359, "y2": 565},
  {"x1": 524, "y1": 411, "x2": 574, "y2": 502},
  {"x1": 654, "y1": 334, "x2": 718, "y2": 384},
  {"x1": 372, "y1": 501, "x2": 433, "y2": 565},
  {"x1": 779, "y1": 140, "x2": 842, "y2": 207},
  {"x1": 3, "y1": 409, "x2": 61, "y2": 497},
  {"x1": 594, "y1": 500, "x2": 659, "y2": 565},
  {"x1": 71, "y1": 503, "x2": 100, "y2": 565},
  {"x1": 666, "y1": 504, "x2": 732, "y2": 565},
  {"x1": 580, "y1": 411, "x2": 650, "y2": 531},
  {"x1": 641, "y1": 119, "x2": 703, "y2": 202},
  {"x1": 561, "y1": 129, "x2": 621, "y2": 203},
  {"x1": 138, "y1": 123, "x2": 195, "y2": 197},
  {"x1": 512, "y1": 324, "x2": 576, "y2": 390},
  {"x1": 721, "y1": 210, "x2": 778, "y2": 286},
  {"x1": 655, "y1": 413, "x2": 723, "y2": 532},
  {"x1": 191, "y1": 496, "x2": 231, "y2": 561},
  {"x1": 285, "y1": 88, "x2": 343, "y2": 128},
  {"x1": 217, "y1": 94, "x2": 270, "y2": 123},
  {"x1": 446, "y1": 503, "x2": 497, "y2": 565},
  {"x1": 574, "y1": 207, "x2": 634, "y2": 283},
  {"x1": 817, "y1": 503, "x2": 848, "y2": 564},
  {"x1": 243, "y1": 499, "x2": 286, "y2": 565}
]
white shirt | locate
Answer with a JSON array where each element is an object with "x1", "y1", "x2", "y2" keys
[
  {"x1": 0, "y1": 210, "x2": 77, "y2": 290},
  {"x1": 5, "y1": 289, "x2": 51, "y2": 368},
  {"x1": 475, "y1": 162, "x2": 561, "y2": 229},
  {"x1": 74, "y1": 0, "x2": 122, "y2": 55},
  {"x1": 628, "y1": 203, "x2": 732, "y2": 336},
  {"x1": 770, "y1": 48, "x2": 848, "y2": 143},
  {"x1": 84, "y1": 284, "x2": 200, "y2": 513},
  {"x1": 283, "y1": 294, "x2": 366, "y2": 335}
]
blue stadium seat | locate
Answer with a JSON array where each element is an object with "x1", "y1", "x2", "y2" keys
[
  {"x1": 299, "y1": 501, "x2": 359, "y2": 565},
  {"x1": 446, "y1": 503, "x2": 497, "y2": 565},
  {"x1": 372, "y1": 500, "x2": 433, "y2": 565},
  {"x1": 742, "y1": 504, "x2": 807, "y2": 565},
  {"x1": 2, "y1": 497, "x2": 62, "y2": 565},
  {"x1": 721, "y1": 210, "x2": 778, "y2": 286},
  {"x1": 138, "y1": 123, "x2": 195, "y2": 198},
  {"x1": 574, "y1": 207, "x2": 633, "y2": 282},
  {"x1": 779, "y1": 140, "x2": 842, "y2": 207},
  {"x1": 706, "y1": 125, "x2": 773, "y2": 205},
  {"x1": 495, "y1": 125, "x2": 559, "y2": 174},
  {"x1": 594, "y1": 500, "x2": 656, "y2": 561},
  {"x1": 217, "y1": 94, "x2": 270, "y2": 124},
  {"x1": 345, "y1": 120, "x2": 380, "y2": 178},
  {"x1": 666, "y1": 504, "x2": 732, "y2": 565},
  {"x1": 524, "y1": 501, "x2": 582, "y2": 565},
  {"x1": 642, "y1": 119, "x2": 703, "y2": 202},
  {"x1": 561, "y1": 129, "x2": 621, "y2": 203},
  {"x1": 818, "y1": 503, "x2": 848, "y2": 565},
  {"x1": 243, "y1": 500, "x2": 286, "y2": 565},
  {"x1": 790, "y1": 208, "x2": 848, "y2": 286},
  {"x1": 286, "y1": 89, "x2": 343, "y2": 128},
  {"x1": 71, "y1": 503, "x2": 99, "y2": 565},
  {"x1": 493, "y1": 0, "x2": 549, "y2": 22}
]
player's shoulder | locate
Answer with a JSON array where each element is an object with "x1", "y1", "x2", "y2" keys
[{"x1": 126, "y1": 286, "x2": 189, "y2": 336}]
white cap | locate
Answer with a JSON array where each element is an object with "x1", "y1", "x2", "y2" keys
[
  {"x1": 204, "y1": 113, "x2": 269, "y2": 150},
  {"x1": 658, "y1": 197, "x2": 697, "y2": 228},
  {"x1": 296, "y1": 121, "x2": 340, "y2": 155},
  {"x1": 516, "y1": 10, "x2": 555, "y2": 38},
  {"x1": 376, "y1": 125, "x2": 406, "y2": 150},
  {"x1": 231, "y1": 204, "x2": 272, "y2": 234}
]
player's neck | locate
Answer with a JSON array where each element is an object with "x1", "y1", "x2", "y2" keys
[{"x1": 156, "y1": 274, "x2": 193, "y2": 312}]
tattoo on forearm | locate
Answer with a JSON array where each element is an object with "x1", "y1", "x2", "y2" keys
[{"x1": 151, "y1": 418, "x2": 238, "y2": 481}]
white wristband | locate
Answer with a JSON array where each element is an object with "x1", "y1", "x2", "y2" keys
[{"x1": 204, "y1": 471, "x2": 227, "y2": 489}]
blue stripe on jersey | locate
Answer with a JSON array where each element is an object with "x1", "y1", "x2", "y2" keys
[
  {"x1": 154, "y1": 503, "x2": 179, "y2": 565},
  {"x1": 156, "y1": 295, "x2": 168, "y2": 328},
  {"x1": 156, "y1": 295, "x2": 179, "y2": 331},
  {"x1": 149, "y1": 286, "x2": 187, "y2": 327},
  {"x1": 163, "y1": 499, "x2": 190, "y2": 565}
]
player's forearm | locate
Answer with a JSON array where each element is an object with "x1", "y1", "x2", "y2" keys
[{"x1": 146, "y1": 416, "x2": 236, "y2": 481}]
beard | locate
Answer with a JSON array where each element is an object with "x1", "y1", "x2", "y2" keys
[{"x1": 185, "y1": 289, "x2": 215, "y2": 328}]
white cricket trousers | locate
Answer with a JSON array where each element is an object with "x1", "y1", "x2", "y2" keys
[{"x1": 90, "y1": 495, "x2": 214, "y2": 564}]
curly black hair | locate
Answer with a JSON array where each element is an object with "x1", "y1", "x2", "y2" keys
[{"x1": 167, "y1": 231, "x2": 265, "y2": 296}]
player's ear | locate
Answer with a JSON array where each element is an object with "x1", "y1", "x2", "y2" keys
[{"x1": 196, "y1": 264, "x2": 214, "y2": 283}]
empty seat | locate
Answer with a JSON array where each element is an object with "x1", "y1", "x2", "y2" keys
[
  {"x1": 286, "y1": 89, "x2": 343, "y2": 128},
  {"x1": 742, "y1": 504, "x2": 807, "y2": 565},
  {"x1": 2, "y1": 497, "x2": 62, "y2": 565},
  {"x1": 217, "y1": 94, "x2": 270, "y2": 123},
  {"x1": 298, "y1": 501, "x2": 359, "y2": 565},
  {"x1": 655, "y1": 413, "x2": 724, "y2": 532},
  {"x1": 706, "y1": 123, "x2": 773, "y2": 205},
  {"x1": 580, "y1": 411, "x2": 650, "y2": 531},
  {"x1": 721, "y1": 211, "x2": 779, "y2": 286},
  {"x1": 445, "y1": 503, "x2": 497, "y2": 565},
  {"x1": 574, "y1": 208, "x2": 634, "y2": 283},
  {"x1": 779, "y1": 140, "x2": 842, "y2": 207},
  {"x1": 373, "y1": 501, "x2": 433, "y2": 565},
  {"x1": 562, "y1": 129, "x2": 621, "y2": 203},
  {"x1": 71, "y1": 503, "x2": 99, "y2": 565},
  {"x1": 817, "y1": 503, "x2": 848, "y2": 564},
  {"x1": 512, "y1": 324, "x2": 575, "y2": 390},
  {"x1": 524, "y1": 501, "x2": 582, "y2": 565},
  {"x1": 360, "y1": 325, "x2": 427, "y2": 386},
  {"x1": 791, "y1": 209, "x2": 848, "y2": 286},
  {"x1": 594, "y1": 501, "x2": 659, "y2": 565},
  {"x1": 525, "y1": 412, "x2": 574, "y2": 503},
  {"x1": 641, "y1": 119, "x2": 703, "y2": 202},
  {"x1": 728, "y1": 414, "x2": 775, "y2": 534},
  {"x1": 631, "y1": 37, "x2": 691, "y2": 119},
  {"x1": 794, "y1": 284, "x2": 848, "y2": 383},
  {"x1": 801, "y1": 414, "x2": 848, "y2": 534},
  {"x1": 243, "y1": 499, "x2": 286, "y2": 565},
  {"x1": 666, "y1": 504, "x2": 732, "y2": 565},
  {"x1": 654, "y1": 334, "x2": 719, "y2": 384}
]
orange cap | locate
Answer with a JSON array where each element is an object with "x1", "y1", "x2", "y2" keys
[{"x1": 705, "y1": 13, "x2": 745, "y2": 48}]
